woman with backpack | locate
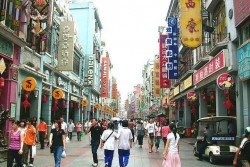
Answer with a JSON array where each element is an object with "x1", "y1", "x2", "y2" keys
[{"x1": 136, "y1": 121, "x2": 145, "y2": 148}]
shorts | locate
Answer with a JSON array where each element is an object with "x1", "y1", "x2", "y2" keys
[{"x1": 148, "y1": 136, "x2": 155, "y2": 145}]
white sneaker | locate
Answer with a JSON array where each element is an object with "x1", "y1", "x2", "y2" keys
[
  {"x1": 29, "y1": 164, "x2": 33, "y2": 167},
  {"x1": 23, "y1": 165, "x2": 27, "y2": 167},
  {"x1": 92, "y1": 163, "x2": 98, "y2": 167}
]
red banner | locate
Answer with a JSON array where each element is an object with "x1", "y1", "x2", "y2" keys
[
  {"x1": 159, "y1": 35, "x2": 170, "y2": 88},
  {"x1": 112, "y1": 83, "x2": 117, "y2": 99},
  {"x1": 193, "y1": 50, "x2": 226, "y2": 85},
  {"x1": 101, "y1": 57, "x2": 109, "y2": 97}
]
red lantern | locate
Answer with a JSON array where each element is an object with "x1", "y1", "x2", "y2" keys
[
  {"x1": 224, "y1": 90, "x2": 230, "y2": 97},
  {"x1": 210, "y1": 91, "x2": 215, "y2": 102},
  {"x1": 62, "y1": 100, "x2": 66, "y2": 108},
  {"x1": 202, "y1": 91, "x2": 207, "y2": 102},
  {"x1": 0, "y1": 77, "x2": 4, "y2": 89},
  {"x1": 172, "y1": 110, "x2": 176, "y2": 115},
  {"x1": 191, "y1": 106, "x2": 197, "y2": 115},
  {"x1": 42, "y1": 95, "x2": 47, "y2": 103},
  {"x1": 22, "y1": 93, "x2": 30, "y2": 112},
  {"x1": 224, "y1": 96, "x2": 233, "y2": 114},
  {"x1": 70, "y1": 102, "x2": 74, "y2": 109}
]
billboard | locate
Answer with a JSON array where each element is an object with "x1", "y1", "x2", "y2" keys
[{"x1": 101, "y1": 57, "x2": 109, "y2": 97}]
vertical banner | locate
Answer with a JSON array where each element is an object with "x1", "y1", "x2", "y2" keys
[
  {"x1": 154, "y1": 60, "x2": 161, "y2": 96},
  {"x1": 112, "y1": 83, "x2": 117, "y2": 99},
  {"x1": 101, "y1": 57, "x2": 109, "y2": 98},
  {"x1": 58, "y1": 21, "x2": 74, "y2": 71},
  {"x1": 159, "y1": 35, "x2": 171, "y2": 88},
  {"x1": 166, "y1": 17, "x2": 179, "y2": 79},
  {"x1": 180, "y1": 0, "x2": 202, "y2": 47}
]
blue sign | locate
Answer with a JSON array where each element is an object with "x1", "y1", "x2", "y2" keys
[
  {"x1": 166, "y1": 17, "x2": 178, "y2": 79},
  {"x1": 238, "y1": 42, "x2": 250, "y2": 80}
]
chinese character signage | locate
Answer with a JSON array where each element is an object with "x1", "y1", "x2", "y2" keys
[
  {"x1": 193, "y1": 49, "x2": 227, "y2": 84},
  {"x1": 159, "y1": 35, "x2": 170, "y2": 88},
  {"x1": 154, "y1": 60, "x2": 161, "y2": 97},
  {"x1": 173, "y1": 85, "x2": 179, "y2": 96},
  {"x1": 58, "y1": 21, "x2": 74, "y2": 71},
  {"x1": 180, "y1": 0, "x2": 202, "y2": 47},
  {"x1": 112, "y1": 83, "x2": 117, "y2": 99},
  {"x1": 238, "y1": 42, "x2": 250, "y2": 80},
  {"x1": 217, "y1": 73, "x2": 234, "y2": 90},
  {"x1": 166, "y1": 17, "x2": 178, "y2": 79},
  {"x1": 101, "y1": 57, "x2": 109, "y2": 98},
  {"x1": 85, "y1": 55, "x2": 95, "y2": 86}
]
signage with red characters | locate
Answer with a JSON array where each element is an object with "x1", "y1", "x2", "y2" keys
[
  {"x1": 193, "y1": 49, "x2": 227, "y2": 85},
  {"x1": 217, "y1": 73, "x2": 234, "y2": 90}
]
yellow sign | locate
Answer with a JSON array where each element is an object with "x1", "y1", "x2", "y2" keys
[
  {"x1": 81, "y1": 99, "x2": 89, "y2": 106},
  {"x1": 180, "y1": 0, "x2": 202, "y2": 47},
  {"x1": 174, "y1": 85, "x2": 180, "y2": 96},
  {"x1": 52, "y1": 89, "x2": 63, "y2": 100},
  {"x1": 154, "y1": 60, "x2": 161, "y2": 97},
  {"x1": 183, "y1": 75, "x2": 193, "y2": 90},
  {"x1": 94, "y1": 103, "x2": 101, "y2": 109},
  {"x1": 22, "y1": 77, "x2": 37, "y2": 91}
]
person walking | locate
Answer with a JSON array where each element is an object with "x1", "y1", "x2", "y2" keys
[
  {"x1": 76, "y1": 121, "x2": 82, "y2": 141},
  {"x1": 59, "y1": 117, "x2": 67, "y2": 133},
  {"x1": 145, "y1": 118, "x2": 157, "y2": 153},
  {"x1": 87, "y1": 118, "x2": 103, "y2": 167},
  {"x1": 22, "y1": 118, "x2": 36, "y2": 167},
  {"x1": 155, "y1": 122, "x2": 162, "y2": 152},
  {"x1": 7, "y1": 120, "x2": 24, "y2": 167},
  {"x1": 162, "y1": 123, "x2": 181, "y2": 167},
  {"x1": 100, "y1": 122, "x2": 118, "y2": 167},
  {"x1": 117, "y1": 120, "x2": 133, "y2": 167},
  {"x1": 136, "y1": 121, "x2": 145, "y2": 148},
  {"x1": 49, "y1": 120, "x2": 66, "y2": 167},
  {"x1": 161, "y1": 122, "x2": 170, "y2": 148},
  {"x1": 37, "y1": 117, "x2": 47, "y2": 149},
  {"x1": 67, "y1": 119, "x2": 75, "y2": 141}
]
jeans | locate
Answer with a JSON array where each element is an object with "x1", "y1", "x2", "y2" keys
[
  {"x1": 22, "y1": 144, "x2": 34, "y2": 165},
  {"x1": 77, "y1": 132, "x2": 81, "y2": 141},
  {"x1": 118, "y1": 149, "x2": 130, "y2": 167},
  {"x1": 7, "y1": 149, "x2": 22, "y2": 167},
  {"x1": 104, "y1": 149, "x2": 114, "y2": 167},
  {"x1": 137, "y1": 135, "x2": 144, "y2": 145},
  {"x1": 39, "y1": 131, "x2": 45, "y2": 148},
  {"x1": 68, "y1": 132, "x2": 73, "y2": 140},
  {"x1": 54, "y1": 146, "x2": 63, "y2": 167},
  {"x1": 91, "y1": 140, "x2": 100, "y2": 163},
  {"x1": 155, "y1": 136, "x2": 161, "y2": 148},
  {"x1": 162, "y1": 137, "x2": 167, "y2": 148}
]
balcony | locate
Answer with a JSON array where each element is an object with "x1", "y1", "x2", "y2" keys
[
  {"x1": 205, "y1": 0, "x2": 221, "y2": 12},
  {"x1": 209, "y1": 32, "x2": 230, "y2": 57},
  {"x1": 179, "y1": 64, "x2": 193, "y2": 81},
  {"x1": 192, "y1": 44, "x2": 211, "y2": 70}
]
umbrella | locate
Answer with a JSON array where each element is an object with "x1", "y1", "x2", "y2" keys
[{"x1": 111, "y1": 117, "x2": 121, "y2": 121}]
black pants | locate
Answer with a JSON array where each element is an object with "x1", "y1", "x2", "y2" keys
[
  {"x1": 130, "y1": 129, "x2": 135, "y2": 142},
  {"x1": 137, "y1": 135, "x2": 144, "y2": 145},
  {"x1": 68, "y1": 132, "x2": 73, "y2": 140},
  {"x1": 198, "y1": 142, "x2": 207, "y2": 159},
  {"x1": 162, "y1": 137, "x2": 167, "y2": 148},
  {"x1": 77, "y1": 132, "x2": 81, "y2": 141},
  {"x1": 7, "y1": 149, "x2": 22, "y2": 167},
  {"x1": 91, "y1": 140, "x2": 100, "y2": 164},
  {"x1": 39, "y1": 131, "x2": 45, "y2": 149}
]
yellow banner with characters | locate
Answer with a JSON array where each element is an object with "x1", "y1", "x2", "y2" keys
[
  {"x1": 154, "y1": 60, "x2": 161, "y2": 97},
  {"x1": 180, "y1": 0, "x2": 202, "y2": 47}
]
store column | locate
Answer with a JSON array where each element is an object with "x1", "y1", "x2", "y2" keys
[
  {"x1": 236, "y1": 78, "x2": 244, "y2": 145},
  {"x1": 66, "y1": 92, "x2": 70, "y2": 122},
  {"x1": 216, "y1": 86, "x2": 227, "y2": 116},
  {"x1": 242, "y1": 80, "x2": 250, "y2": 127},
  {"x1": 184, "y1": 98, "x2": 191, "y2": 128},
  {"x1": 198, "y1": 91, "x2": 207, "y2": 118}
]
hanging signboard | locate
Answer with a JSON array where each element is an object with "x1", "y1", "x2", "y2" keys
[
  {"x1": 81, "y1": 99, "x2": 89, "y2": 106},
  {"x1": 101, "y1": 57, "x2": 109, "y2": 97},
  {"x1": 52, "y1": 89, "x2": 63, "y2": 99},
  {"x1": 217, "y1": 73, "x2": 234, "y2": 90},
  {"x1": 22, "y1": 77, "x2": 37, "y2": 91},
  {"x1": 238, "y1": 41, "x2": 250, "y2": 80},
  {"x1": 154, "y1": 60, "x2": 161, "y2": 97}
]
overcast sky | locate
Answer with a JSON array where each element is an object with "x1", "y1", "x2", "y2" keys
[{"x1": 90, "y1": 0, "x2": 170, "y2": 101}]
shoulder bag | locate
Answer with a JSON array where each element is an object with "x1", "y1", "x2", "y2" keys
[{"x1": 103, "y1": 131, "x2": 114, "y2": 143}]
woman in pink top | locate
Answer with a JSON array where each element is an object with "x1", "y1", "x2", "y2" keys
[
  {"x1": 7, "y1": 120, "x2": 24, "y2": 167},
  {"x1": 76, "y1": 121, "x2": 83, "y2": 141},
  {"x1": 161, "y1": 122, "x2": 170, "y2": 148}
]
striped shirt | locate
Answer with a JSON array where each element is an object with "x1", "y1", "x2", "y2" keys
[{"x1": 9, "y1": 130, "x2": 21, "y2": 150}]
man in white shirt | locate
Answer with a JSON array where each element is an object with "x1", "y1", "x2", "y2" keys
[
  {"x1": 117, "y1": 120, "x2": 133, "y2": 167},
  {"x1": 145, "y1": 118, "x2": 157, "y2": 153},
  {"x1": 60, "y1": 117, "x2": 68, "y2": 133},
  {"x1": 67, "y1": 119, "x2": 75, "y2": 140}
]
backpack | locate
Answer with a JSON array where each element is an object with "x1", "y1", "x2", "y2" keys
[{"x1": 241, "y1": 140, "x2": 250, "y2": 163}]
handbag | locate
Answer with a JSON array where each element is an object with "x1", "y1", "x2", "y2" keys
[
  {"x1": 61, "y1": 150, "x2": 66, "y2": 158},
  {"x1": 103, "y1": 131, "x2": 113, "y2": 144}
]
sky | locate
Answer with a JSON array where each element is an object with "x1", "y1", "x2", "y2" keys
[{"x1": 90, "y1": 0, "x2": 171, "y2": 101}]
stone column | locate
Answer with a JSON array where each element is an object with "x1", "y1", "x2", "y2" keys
[
  {"x1": 184, "y1": 98, "x2": 191, "y2": 128},
  {"x1": 198, "y1": 90, "x2": 208, "y2": 118},
  {"x1": 236, "y1": 78, "x2": 244, "y2": 145},
  {"x1": 216, "y1": 86, "x2": 227, "y2": 116}
]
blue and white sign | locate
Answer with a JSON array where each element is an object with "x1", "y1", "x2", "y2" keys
[
  {"x1": 238, "y1": 42, "x2": 250, "y2": 80},
  {"x1": 166, "y1": 17, "x2": 178, "y2": 79}
]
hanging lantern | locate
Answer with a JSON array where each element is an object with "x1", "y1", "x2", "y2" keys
[
  {"x1": 172, "y1": 110, "x2": 176, "y2": 115},
  {"x1": 62, "y1": 100, "x2": 66, "y2": 108},
  {"x1": 0, "y1": 77, "x2": 4, "y2": 89},
  {"x1": 202, "y1": 91, "x2": 207, "y2": 102},
  {"x1": 42, "y1": 95, "x2": 47, "y2": 104},
  {"x1": 191, "y1": 106, "x2": 197, "y2": 115},
  {"x1": 52, "y1": 99, "x2": 59, "y2": 116},
  {"x1": 224, "y1": 96, "x2": 233, "y2": 114},
  {"x1": 22, "y1": 93, "x2": 30, "y2": 112},
  {"x1": 210, "y1": 91, "x2": 215, "y2": 102},
  {"x1": 224, "y1": 90, "x2": 230, "y2": 97},
  {"x1": 70, "y1": 101, "x2": 74, "y2": 109}
]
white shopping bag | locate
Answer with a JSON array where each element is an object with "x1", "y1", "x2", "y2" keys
[
  {"x1": 61, "y1": 150, "x2": 66, "y2": 158},
  {"x1": 66, "y1": 136, "x2": 70, "y2": 143},
  {"x1": 32, "y1": 145, "x2": 36, "y2": 158},
  {"x1": 134, "y1": 136, "x2": 137, "y2": 144}
]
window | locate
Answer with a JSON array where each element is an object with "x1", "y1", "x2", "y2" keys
[
  {"x1": 73, "y1": 54, "x2": 80, "y2": 75},
  {"x1": 239, "y1": 23, "x2": 250, "y2": 45}
]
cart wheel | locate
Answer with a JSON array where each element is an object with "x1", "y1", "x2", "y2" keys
[{"x1": 209, "y1": 152, "x2": 215, "y2": 164}]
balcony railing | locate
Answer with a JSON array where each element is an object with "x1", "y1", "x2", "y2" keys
[{"x1": 211, "y1": 32, "x2": 230, "y2": 47}]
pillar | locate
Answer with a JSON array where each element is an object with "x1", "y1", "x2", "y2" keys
[
  {"x1": 242, "y1": 80, "x2": 250, "y2": 128},
  {"x1": 236, "y1": 78, "x2": 244, "y2": 145},
  {"x1": 198, "y1": 90, "x2": 208, "y2": 118},
  {"x1": 184, "y1": 98, "x2": 191, "y2": 128},
  {"x1": 216, "y1": 86, "x2": 227, "y2": 116},
  {"x1": 66, "y1": 92, "x2": 69, "y2": 122}
]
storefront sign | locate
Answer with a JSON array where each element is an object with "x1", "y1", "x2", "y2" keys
[
  {"x1": 81, "y1": 99, "x2": 89, "y2": 106},
  {"x1": 184, "y1": 75, "x2": 193, "y2": 89},
  {"x1": 58, "y1": 21, "x2": 74, "y2": 71},
  {"x1": 0, "y1": 36, "x2": 13, "y2": 58},
  {"x1": 154, "y1": 60, "x2": 161, "y2": 97},
  {"x1": 180, "y1": 0, "x2": 202, "y2": 47},
  {"x1": 217, "y1": 73, "x2": 234, "y2": 90},
  {"x1": 169, "y1": 89, "x2": 174, "y2": 99},
  {"x1": 86, "y1": 56, "x2": 94, "y2": 86},
  {"x1": 71, "y1": 95, "x2": 79, "y2": 102},
  {"x1": 112, "y1": 83, "x2": 117, "y2": 99},
  {"x1": 238, "y1": 41, "x2": 250, "y2": 80},
  {"x1": 166, "y1": 17, "x2": 179, "y2": 79},
  {"x1": 52, "y1": 89, "x2": 63, "y2": 99},
  {"x1": 101, "y1": 57, "x2": 109, "y2": 98},
  {"x1": 159, "y1": 35, "x2": 170, "y2": 88},
  {"x1": 194, "y1": 49, "x2": 226, "y2": 84},
  {"x1": 0, "y1": 58, "x2": 6, "y2": 74},
  {"x1": 174, "y1": 85, "x2": 179, "y2": 96},
  {"x1": 22, "y1": 77, "x2": 37, "y2": 91}
]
